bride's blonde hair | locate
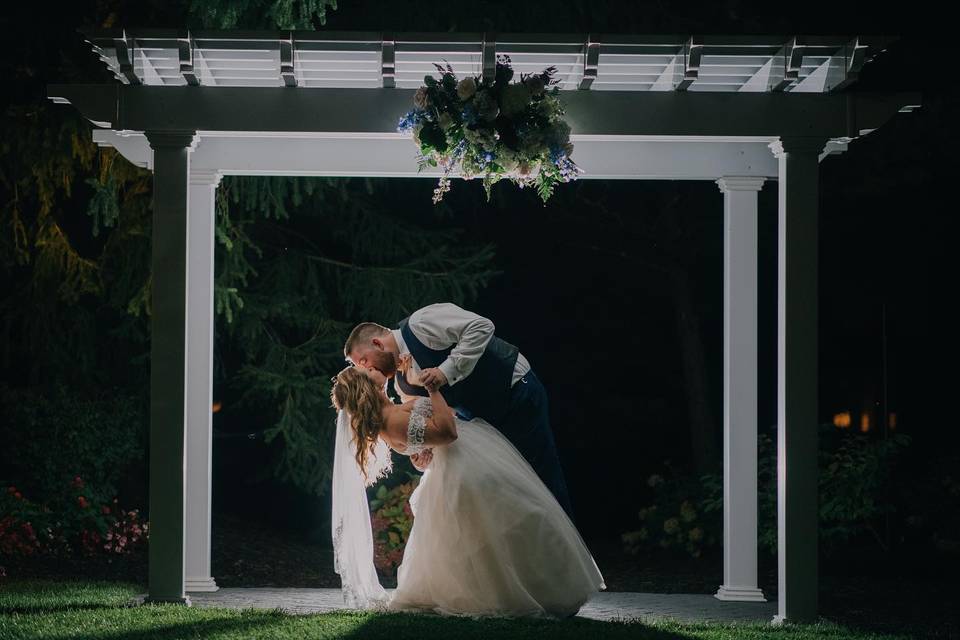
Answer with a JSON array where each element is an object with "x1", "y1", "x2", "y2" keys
[{"x1": 330, "y1": 366, "x2": 386, "y2": 480}]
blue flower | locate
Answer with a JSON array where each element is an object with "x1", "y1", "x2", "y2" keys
[
  {"x1": 461, "y1": 103, "x2": 479, "y2": 126},
  {"x1": 397, "y1": 109, "x2": 426, "y2": 134}
]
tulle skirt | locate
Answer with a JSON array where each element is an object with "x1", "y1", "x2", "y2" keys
[{"x1": 387, "y1": 416, "x2": 606, "y2": 618}]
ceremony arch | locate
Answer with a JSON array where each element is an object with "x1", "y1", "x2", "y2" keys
[{"x1": 49, "y1": 29, "x2": 920, "y2": 623}]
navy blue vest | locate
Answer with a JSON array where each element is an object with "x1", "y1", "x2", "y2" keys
[{"x1": 394, "y1": 317, "x2": 520, "y2": 426}]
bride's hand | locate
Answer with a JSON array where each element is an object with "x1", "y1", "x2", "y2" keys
[
  {"x1": 410, "y1": 448, "x2": 433, "y2": 471},
  {"x1": 420, "y1": 368, "x2": 447, "y2": 390}
]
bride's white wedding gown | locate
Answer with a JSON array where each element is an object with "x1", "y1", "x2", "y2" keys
[{"x1": 386, "y1": 396, "x2": 606, "y2": 618}]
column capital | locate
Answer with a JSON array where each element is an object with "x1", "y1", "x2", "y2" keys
[
  {"x1": 146, "y1": 130, "x2": 198, "y2": 151},
  {"x1": 189, "y1": 169, "x2": 223, "y2": 186},
  {"x1": 716, "y1": 176, "x2": 765, "y2": 193},
  {"x1": 768, "y1": 137, "x2": 829, "y2": 159}
]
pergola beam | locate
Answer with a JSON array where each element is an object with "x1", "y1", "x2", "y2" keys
[
  {"x1": 178, "y1": 32, "x2": 199, "y2": 87},
  {"x1": 47, "y1": 84, "x2": 921, "y2": 139},
  {"x1": 578, "y1": 37, "x2": 600, "y2": 90},
  {"x1": 280, "y1": 33, "x2": 296, "y2": 88},
  {"x1": 91, "y1": 131, "x2": 787, "y2": 179},
  {"x1": 675, "y1": 36, "x2": 702, "y2": 91},
  {"x1": 769, "y1": 37, "x2": 805, "y2": 92}
]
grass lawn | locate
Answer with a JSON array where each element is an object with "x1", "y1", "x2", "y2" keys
[{"x1": 0, "y1": 580, "x2": 917, "y2": 640}]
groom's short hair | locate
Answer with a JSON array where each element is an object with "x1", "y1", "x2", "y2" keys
[{"x1": 344, "y1": 322, "x2": 391, "y2": 360}]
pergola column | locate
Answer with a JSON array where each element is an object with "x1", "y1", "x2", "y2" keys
[
  {"x1": 715, "y1": 176, "x2": 766, "y2": 603},
  {"x1": 143, "y1": 130, "x2": 198, "y2": 605},
  {"x1": 770, "y1": 136, "x2": 827, "y2": 624},
  {"x1": 184, "y1": 168, "x2": 221, "y2": 593}
]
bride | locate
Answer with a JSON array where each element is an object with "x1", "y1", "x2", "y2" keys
[{"x1": 329, "y1": 365, "x2": 605, "y2": 618}]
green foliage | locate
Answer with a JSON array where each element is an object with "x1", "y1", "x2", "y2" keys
[
  {"x1": 0, "y1": 484, "x2": 148, "y2": 559},
  {"x1": 815, "y1": 426, "x2": 912, "y2": 551},
  {"x1": 186, "y1": 0, "x2": 338, "y2": 29},
  {"x1": 369, "y1": 474, "x2": 419, "y2": 576},
  {"x1": 0, "y1": 383, "x2": 145, "y2": 505},
  {"x1": 212, "y1": 176, "x2": 497, "y2": 496},
  {"x1": 0, "y1": 383, "x2": 147, "y2": 560},
  {"x1": 622, "y1": 426, "x2": 914, "y2": 559},
  {"x1": 0, "y1": 104, "x2": 154, "y2": 390},
  {"x1": 900, "y1": 453, "x2": 960, "y2": 552},
  {"x1": 621, "y1": 460, "x2": 719, "y2": 559},
  {"x1": 399, "y1": 57, "x2": 579, "y2": 205},
  {"x1": 0, "y1": 0, "x2": 499, "y2": 503}
]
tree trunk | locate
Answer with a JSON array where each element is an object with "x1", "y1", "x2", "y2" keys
[{"x1": 671, "y1": 267, "x2": 720, "y2": 474}]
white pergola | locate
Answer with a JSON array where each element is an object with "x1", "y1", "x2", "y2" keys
[{"x1": 49, "y1": 29, "x2": 920, "y2": 624}]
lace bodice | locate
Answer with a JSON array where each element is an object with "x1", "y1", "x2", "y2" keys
[{"x1": 402, "y1": 396, "x2": 433, "y2": 456}]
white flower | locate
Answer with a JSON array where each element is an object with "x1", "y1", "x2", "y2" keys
[{"x1": 456, "y1": 77, "x2": 477, "y2": 100}]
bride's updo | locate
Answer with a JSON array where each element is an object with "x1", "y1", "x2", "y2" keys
[{"x1": 330, "y1": 365, "x2": 386, "y2": 479}]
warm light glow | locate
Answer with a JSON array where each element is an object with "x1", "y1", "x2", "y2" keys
[
  {"x1": 833, "y1": 411, "x2": 852, "y2": 429},
  {"x1": 860, "y1": 411, "x2": 871, "y2": 433},
  {"x1": 888, "y1": 412, "x2": 897, "y2": 430},
  {"x1": 212, "y1": 401, "x2": 222, "y2": 413}
]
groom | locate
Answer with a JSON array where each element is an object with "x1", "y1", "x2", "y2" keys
[{"x1": 344, "y1": 302, "x2": 574, "y2": 519}]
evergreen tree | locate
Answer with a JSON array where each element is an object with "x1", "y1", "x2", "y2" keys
[{"x1": 0, "y1": 0, "x2": 497, "y2": 498}]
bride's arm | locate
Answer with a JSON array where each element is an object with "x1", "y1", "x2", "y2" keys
[{"x1": 422, "y1": 387, "x2": 457, "y2": 445}]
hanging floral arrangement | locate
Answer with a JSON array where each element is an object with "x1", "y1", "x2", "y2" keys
[{"x1": 397, "y1": 54, "x2": 581, "y2": 204}]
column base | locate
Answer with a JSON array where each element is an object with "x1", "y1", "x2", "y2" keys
[
  {"x1": 185, "y1": 577, "x2": 220, "y2": 592},
  {"x1": 715, "y1": 585, "x2": 767, "y2": 602},
  {"x1": 143, "y1": 595, "x2": 193, "y2": 606}
]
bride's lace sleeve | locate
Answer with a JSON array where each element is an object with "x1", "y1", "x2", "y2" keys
[{"x1": 405, "y1": 397, "x2": 433, "y2": 456}]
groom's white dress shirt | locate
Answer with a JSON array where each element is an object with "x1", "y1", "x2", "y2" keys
[{"x1": 392, "y1": 302, "x2": 530, "y2": 387}]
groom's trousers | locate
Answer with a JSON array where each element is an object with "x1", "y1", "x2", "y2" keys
[{"x1": 463, "y1": 369, "x2": 575, "y2": 522}]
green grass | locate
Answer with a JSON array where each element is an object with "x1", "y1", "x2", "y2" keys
[{"x1": 0, "y1": 580, "x2": 913, "y2": 640}]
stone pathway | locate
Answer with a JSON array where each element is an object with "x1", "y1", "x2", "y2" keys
[{"x1": 188, "y1": 588, "x2": 778, "y2": 624}]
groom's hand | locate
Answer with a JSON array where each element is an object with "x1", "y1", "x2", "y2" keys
[
  {"x1": 410, "y1": 448, "x2": 433, "y2": 471},
  {"x1": 420, "y1": 368, "x2": 447, "y2": 390}
]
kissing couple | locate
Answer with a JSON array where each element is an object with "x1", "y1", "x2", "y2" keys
[{"x1": 330, "y1": 302, "x2": 604, "y2": 618}]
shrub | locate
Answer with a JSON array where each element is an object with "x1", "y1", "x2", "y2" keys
[
  {"x1": 622, "y1": 424, "x2": 913, "y2": 558},
  {"x1": 0, "y1": 383, "x2": 145, "y2": 505},
  {"x1": 0, "y1": 383, "x2": 148, "y2": 565},
  {"x1": 0, "y1": 482, "x2": 147, "y2": 559},
  {"x1": 621, "y1": 460, "x2": 720, "y2": 559},
  {"x1": 368, "y1": 474, "x2": 419, "y2": 577}
]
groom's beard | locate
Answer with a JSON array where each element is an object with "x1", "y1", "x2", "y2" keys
[{"x1": 370, "y1": 349, "x2": 398, "y2": 378}]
